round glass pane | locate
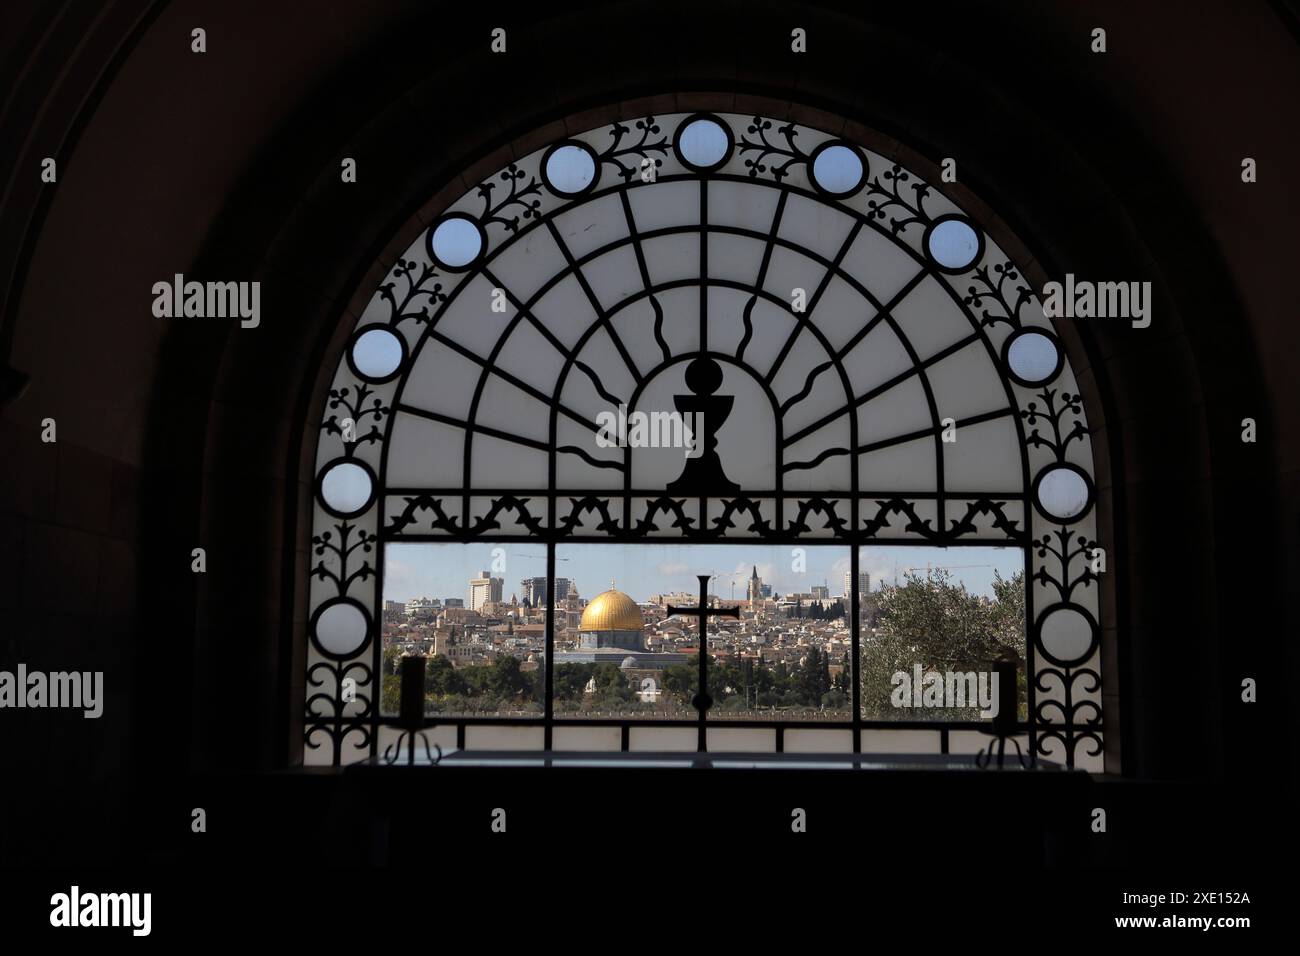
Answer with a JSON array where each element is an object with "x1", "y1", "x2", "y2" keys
[
  {"x1": 927, "y1": 218, "x2": 980, "y2": 270},
  {"x1": 811, "y1": 144, "x2": 864, "y2": 194},
  {"x1": 315, "y1": 601, "x2": 369, "y2": 656},
  {"x1": 351, "y1": 327, "x2": 404, "y2": 379},
  {"x1": 430, "y1": 216, "x2": 482, "y2": 268},
  {"x1": 1039, "y1": 607, "x2": 1093, "y2": 663},
  {"x1": 677, "y1": 118, "x2": 729, "y2": 169},
  {"x1": 319, "y1": 461, "x2": 373, "y2": 515},
  {"x1": 1007, "y1": 331, "x2": 1059, "y2": 384},
  {"x1": 544, "y1": 144, "x2": 597, "y2": 195},
  {"x1": 1036, "y1": 466, "x2": 1090, "y2": 520}
]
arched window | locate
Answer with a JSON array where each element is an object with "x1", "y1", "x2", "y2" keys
[{"x1": 306, "y1": 111, "x2": 1104, "y2": 769}]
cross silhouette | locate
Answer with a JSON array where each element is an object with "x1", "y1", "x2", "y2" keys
[{"x1": 667, "y1": 573, "x2": 740, "y2": 751}]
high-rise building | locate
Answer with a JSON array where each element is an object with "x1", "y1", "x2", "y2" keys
[
  {"x1": 843, "y1": 570, "x2": 870, "y2": 599},
  {"x1": 469, "y1": 571, "x2": 503, "y2": 612},
  {"x1": 520, "y1": 576, "x2": 570, "y2": 608},
  {"x1": 811, "y1": 584, "x2": 829, "y2": 599}
]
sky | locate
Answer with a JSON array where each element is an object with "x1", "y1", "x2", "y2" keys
[{"x1": 382, "y1": 541, "x2": 1023, "y2": 604}]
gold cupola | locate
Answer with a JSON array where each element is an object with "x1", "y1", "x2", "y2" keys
[{"x1": 579, "y1": 583, "x2": 644, "y2": 632}]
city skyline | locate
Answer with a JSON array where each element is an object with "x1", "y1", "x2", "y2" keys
[{"x1": 382, "y1": 542, "x2": 1023, "y2": 605}]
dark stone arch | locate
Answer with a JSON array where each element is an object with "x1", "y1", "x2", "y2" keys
[
  {"x1": 174, "y1": 5, "x2": 1274, "y2": 785},
  {"x1": 2, "y1": 0, "x2": 1290, "y2": 868}
]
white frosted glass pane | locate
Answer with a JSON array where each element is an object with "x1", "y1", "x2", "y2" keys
[
  {"x1": 730, "y1": 296, "x2": 795, "y2": 371},
  {"x1": 431, "y1": 217, "x2": 482, "y2": 267},
  {"x1": 487, "y1": 228, "x2": 567, "y2": 302},
  {"x1": 856, "y1": 376, "x2": 933, "y2": 446},
  {"x1": 320, "y1": 462, "x2": 372, "y2": 513},
  {"x1": 707, "y1": 180, "x2": 780, "y2": 232},
  {"x1": 858, "y1": 437, "x2": 936, "y2": 491},
  {"x1": 943, "y1": 417, "x2": 1022, "y2": 491},
  {"x1": 464, "y1": 726, "x2": 546, "y2": 750},
  {"x1": 925, "y1": 340, "x2": 1009, "y2": 415},
  {"x1": 1037, "y1": 466, "x2": 1089, "y2": 518},
  {"x1": 551, "y1": 194, "x2": 627, "y2": 259},
  {"x1": 706, "y1": 728, "x2": 776, "y2": 752},
  {"x1": 840, "y1": 227, "x2": 923, "y2": 304},
  {"x1": 545, "y1": 144, "x2": 597, "y2": 195},
  {"x1": 812, "y1": 144, "x2": 864, "y2": 194},
  {"x1": 315, "y1": 601, "x2": 369, "y2": 655},
  {"x1": 628, "y1": 180, "x2": 696, "y2": 232},
  {"x1": 678, "y1": 118, "x2": 729, "y2": 167},
  {"x1": 352, "y1": 327, "x2": 404, "y2": 378},
  {"x1": 629, "y1": 726, "x2": 698, "y2": 752},
  {"x1": 784, "y1": 729, "x2": 854, "y2": 753},
  {"x1": 434, "y1": 275, "x2": 515, "y2": 356},
  {"x1": 777, "y1": 194, "x2": 855, "y2": 260},
  {"x1": 474, "y1": 379, "x2": 552, "y2": 443},
  {"x1": 1008, "y1": 331, "x2": 1059, "y2": 383},
  {"x1": 385, "y1": 413, "x2": 465, "y2": 487},
  {"x1": 469, "y1": 435, "x2": 548, "y2": 488},
  {"x1": 860, "y1": 729, "x2": 942, "y2": 754},
  {"x1": 641, "y1": 233, "x2": 700, "y2": 285},
  {"x1": 928, "y1": 219, "x2": 979, "y2": 270},
  {"x1": 808, "y1": 274, "x2": 876, "y2": 352},
  {"x1": 402, "y1": 344, "x2": 483, "y2": 418},
  {"x1": 552, "y1": 726, "x2": 622, "y2": 751},
  {"x1": 707, "y1": 233, "x2": 765, "y2": 286},
  {"x1": 493, "y1": 322, "x2": 568, "y2": 395},
  {"x1": 529, "y1": 274, "x2": 598, "y2": 350},
  {"x1": 841, "y1": 323, "x2": 913, "y2": 395},
  {"x1": 581, "y1": 245, "x2": 645, "y2": 311},
  {"x1": 890, "y1": 276, "x2": 973, "y2": 361},
  {"x1": 761, "y1": 246, "x2": 827, "y2": 310},
  {"x1": 1040, "y1": 607, "x2": 1093, "y2": 662}
]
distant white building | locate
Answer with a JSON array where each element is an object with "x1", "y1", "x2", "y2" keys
[
  {"x1": 468, "y1": 571, "x2": 503, "y2": 612},
  {"x1": 843, "y1": 570, "x2": 870, "y2": 599},
  {"x1": 405, "y1": 596, "x2": 439, "y2": 620}
]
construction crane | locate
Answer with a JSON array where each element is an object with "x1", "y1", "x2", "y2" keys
[
  {"x1": 904, "y1": 562, "x2": 993, "y2": 573},
  {"x1": 900, "y1": 561, "x2": 993, "y2": 588},
  {"x1": 716, "y1": 570, "x2": 747, "y2": 601}
]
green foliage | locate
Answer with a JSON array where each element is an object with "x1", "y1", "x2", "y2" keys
[{"x1": 859, "y1": 568, "x2": 1026, "y2": 720}]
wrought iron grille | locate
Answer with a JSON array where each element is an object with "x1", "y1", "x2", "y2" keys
[{"x1": 305, "y1": 111, "x2": 1104, "y2": 769}]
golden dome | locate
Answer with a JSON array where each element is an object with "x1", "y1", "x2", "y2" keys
[{"x1": 580, "y1": 587, "x2": 644, "y2": 632}]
